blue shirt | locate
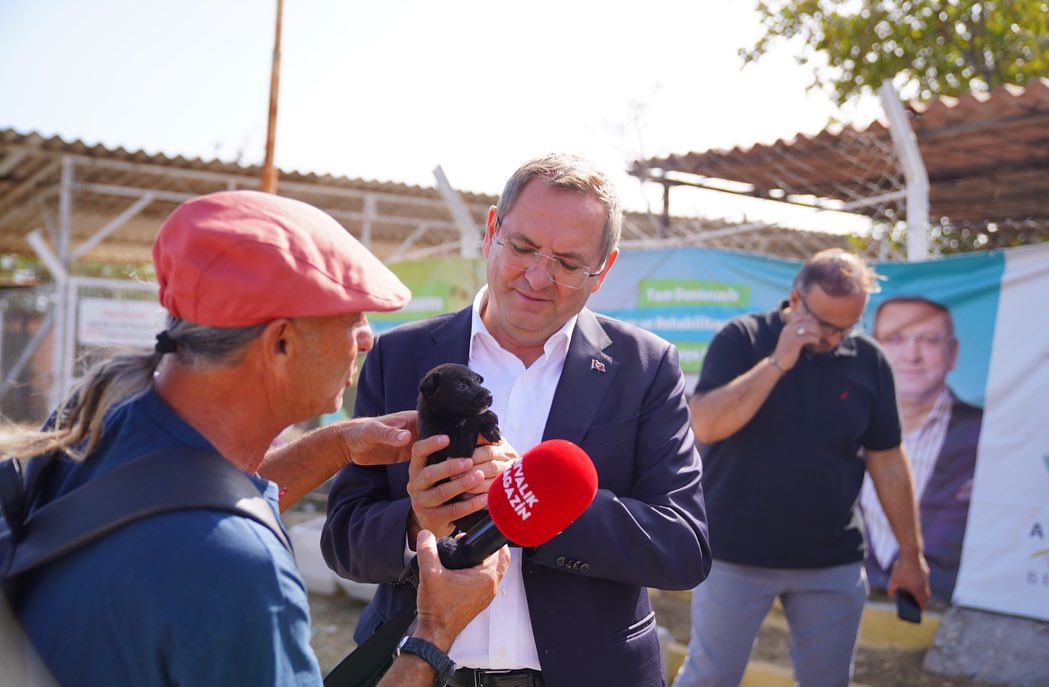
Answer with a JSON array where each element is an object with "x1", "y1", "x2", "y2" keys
[{"x1": 18, "y1": 389, "x2": 322, "y2": 686}]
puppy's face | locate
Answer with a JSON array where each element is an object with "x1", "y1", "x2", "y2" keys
[{"x1": 419, "y1": 364, "x2": 493, "y2": 417}]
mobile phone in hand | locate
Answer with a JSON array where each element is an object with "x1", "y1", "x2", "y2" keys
[{"x1": 896, "y1": 590, "x2": 922, "y2": 623}]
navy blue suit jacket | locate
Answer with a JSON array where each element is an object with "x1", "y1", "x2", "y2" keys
[{"x1": 321, "y1": 306, "x2": 711, "y2": 687}]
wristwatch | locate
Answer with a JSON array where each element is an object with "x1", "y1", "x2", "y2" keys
[{"x1": 395, "y1": 635, "x2": 456, "y2": 687}]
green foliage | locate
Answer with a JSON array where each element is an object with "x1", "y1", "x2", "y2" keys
[
  {"x1": 0, "y1": 254, "x2": 41, "y2": 285},
  {"x1": 847, "y1": 218, "x2": 1045, "y2": 257},
  {"x1": 744, "y1": 0, "x2": 1049, "y2": 104}
]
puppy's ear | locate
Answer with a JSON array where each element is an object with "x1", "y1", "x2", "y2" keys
[
  {"x1": 474, "y1": 372, "x2": 484, "y2": 384},
  {"x1": 419, "y1": 371, "x2": 440, "y2": 397}
]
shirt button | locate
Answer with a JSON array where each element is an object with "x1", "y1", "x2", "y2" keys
[{"x1": 500, "y1": 588, "x2": 509, "y2": 598}]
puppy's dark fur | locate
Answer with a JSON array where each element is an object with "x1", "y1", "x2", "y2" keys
[{"x1": 417, "y1": 363, "x2": 501, "y2": 466}]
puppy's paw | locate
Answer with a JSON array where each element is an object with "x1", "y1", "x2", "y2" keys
[{"x1": 479, "y1": 410, "x2": 501, "y2": 444}]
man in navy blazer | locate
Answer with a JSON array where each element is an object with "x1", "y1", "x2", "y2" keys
[
  {"x1": 321, "y1": 154, "x2": 711, "y2": 687},
  {"x1": 860, "y1": 296, "x2": 984, "y2": 602}
]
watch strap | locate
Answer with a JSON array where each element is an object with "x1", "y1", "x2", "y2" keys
[{"x1": 396, "y1": 636, "x2": 456, "y2": 687}]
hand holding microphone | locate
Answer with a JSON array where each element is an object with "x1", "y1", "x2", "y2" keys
[
  {"x1": 401, "y1": 439, "x2": 599, "y2": 584},
  {"x1": 412, "y1": 529, "x2": 510, "y2": 652}
]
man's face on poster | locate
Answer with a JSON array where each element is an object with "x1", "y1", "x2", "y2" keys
[{"x1": 874, "y1": 300, "x2": 959, "y2": 406}]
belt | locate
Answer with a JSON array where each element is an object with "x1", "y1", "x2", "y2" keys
[{"x1": 447, "y1": 667, "x2": 544, "y2": 687}]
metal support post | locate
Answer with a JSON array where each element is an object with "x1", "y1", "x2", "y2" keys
[
  {"x1": 434, "y1": 165, "x2": 479, "y2": 258},
  {"x1": 878, "y1": 80, "x2": 930, "y2": 261}
]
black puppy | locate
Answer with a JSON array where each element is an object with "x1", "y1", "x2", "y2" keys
[{"x1": 417, "y1": 363, "x2": 501, "y2": 466}]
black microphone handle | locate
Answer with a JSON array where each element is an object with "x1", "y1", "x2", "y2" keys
[
  {"x1": 397, "y1": 517, "x2": 511, "y2": 589},
  {"x1": 439, "y1": 518, "x2": 509, "y2": 570}
]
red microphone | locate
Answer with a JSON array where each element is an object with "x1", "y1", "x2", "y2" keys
[
  {"x1": 432, "y1": 439, "x2": 598, "y2": 570},
  {"x1": 488, "y1": 439, "x2": 597, "y2": 545}
]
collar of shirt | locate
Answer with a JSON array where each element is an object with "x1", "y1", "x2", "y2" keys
[
  {"x1": 914, "y1": 387, "x2": 953, "y2": 436},
  {"x1": 140, "y1": 388, "x2": 277, "y2": 497},
  {"x1": 469, "y1": 285, "x2": 576, "y2": 365},
  {"x1": 468, "y1": 284, "x2": 575, "y2": 460}
]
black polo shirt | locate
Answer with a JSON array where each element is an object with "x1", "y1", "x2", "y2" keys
[{"x1": 695, "y1": 305, "x2": 901, "y2": 568}]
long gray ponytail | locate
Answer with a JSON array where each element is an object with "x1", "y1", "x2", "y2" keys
[{"x1": 1, "y1": 316, "x2": 266, "y2": 461}]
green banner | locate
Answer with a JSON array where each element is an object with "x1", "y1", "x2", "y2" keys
[
  {"x1": 638, "y1": 279, "x2": 751, "y2": 309},
  {"x1": 370, "y1": 257, "x2": 486, "y2": 328}
]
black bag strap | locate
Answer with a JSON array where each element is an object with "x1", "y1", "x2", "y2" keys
[
  {"x1": 4, "y1": 447, "x2": 290, "y2": 579},
  {"x1": 323, "y1": 599, "x2": 419, "y2": 687}
]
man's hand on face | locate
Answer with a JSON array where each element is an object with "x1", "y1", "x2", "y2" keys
[{"x1": 774, "y1": 307, "x2": 820, "y2": 371}]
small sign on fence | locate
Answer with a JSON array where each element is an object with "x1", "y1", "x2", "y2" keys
[{"x1": 77, "y1": 297, "x2": 166, "y2": 349}]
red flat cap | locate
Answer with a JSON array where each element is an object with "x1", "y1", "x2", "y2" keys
[{"x1": 153, "y1": 191, "x2": 410, "y2": 326}]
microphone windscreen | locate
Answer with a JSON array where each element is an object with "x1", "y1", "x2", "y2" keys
[{"x1": 487, "y1": 439, "x2": 598, "y2": 547}]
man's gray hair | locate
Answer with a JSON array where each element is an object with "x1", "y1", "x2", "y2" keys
[
  {"x1": 1, "y1": 316, "x2": 266, "y2": 461},
  {"x1": 495, "y1": 153, "x2": 622, "y2": 265},
  {"x1": 794, "y1": 248, "x2": 883, "y2": 297}
]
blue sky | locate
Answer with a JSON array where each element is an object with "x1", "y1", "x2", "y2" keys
[{"x1": 0, "y1": 0, "x2": 883, "y2": 229}]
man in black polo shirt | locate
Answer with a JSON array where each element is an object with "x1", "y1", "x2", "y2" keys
[{"x1": 672, "y1": 249, "x2": 931, "y2": 687}]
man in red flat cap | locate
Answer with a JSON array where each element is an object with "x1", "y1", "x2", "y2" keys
[{"x1": 2, "y1": 191, "x2": 508, "y2": 687}]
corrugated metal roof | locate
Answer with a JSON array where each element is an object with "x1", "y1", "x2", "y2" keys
[
  {"x1": 0, "y1": 128, "x2": 853, "y2": 267},
  {"x1": 632, "y1": 78, "x2": 1049, "y2": 227},
  {"x1": 0, "y1": 129, "x2": 499, "y2": 265}
]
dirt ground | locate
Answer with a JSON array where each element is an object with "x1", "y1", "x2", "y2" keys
[
  {"x1": 308, "y1": 591, "x2": 367, "y2": 675},
  {"x1": 305, "y1": 573, "x2": 993, "y2": 686},
  {"x1": 287, "y1": 501, "x2": 993, "y2": 686}
]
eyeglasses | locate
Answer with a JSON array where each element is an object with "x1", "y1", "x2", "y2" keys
[
  {"x1": 492, "y1": 232, "x2": 603, "y2": 290},
  {"x1": 798, "y1": 293, "x2": 860, "y2": 338}
]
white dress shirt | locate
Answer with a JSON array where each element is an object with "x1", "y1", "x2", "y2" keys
[
  {"x1": 443, "y1": 286, "x2": 576, "y2": 669},
  {"x1": 860, "y1": 388, "x2": 952, "y2": 568}
]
